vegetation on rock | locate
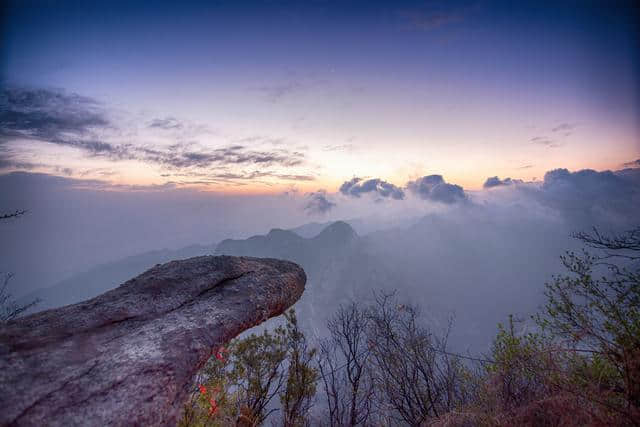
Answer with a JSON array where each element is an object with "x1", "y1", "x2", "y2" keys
[{"x1": 181, "y1": 226, "x2": 639, "y2": 426}]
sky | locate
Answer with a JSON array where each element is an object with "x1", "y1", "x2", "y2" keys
[{"x1": 1, "y1": 0, "x2": 638, "y2": 194}]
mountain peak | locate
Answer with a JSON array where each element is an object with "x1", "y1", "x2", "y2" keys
[
  {"x1": 266, "y1": 228, "x2": 301, "y2": 240},
  {"x1": 314, "y1": 221, "x2": 358, "y2": 243}
]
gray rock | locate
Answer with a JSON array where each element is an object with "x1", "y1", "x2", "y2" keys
[{"x1": 0, "y1": 256, "x2": 306, "y2": 426}]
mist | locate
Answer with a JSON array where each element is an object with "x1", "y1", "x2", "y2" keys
[{"x1": 2, "y1": 166, "x2": 637, "y2": 352}]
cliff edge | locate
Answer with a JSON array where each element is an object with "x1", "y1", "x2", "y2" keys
[{"x1": 0, "y1": 255, "x2": 306, "y2": 426}]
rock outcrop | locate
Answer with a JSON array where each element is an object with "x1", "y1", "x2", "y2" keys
[{"x1": 0, "y1": 256, "x2": 306, "y2": 426}]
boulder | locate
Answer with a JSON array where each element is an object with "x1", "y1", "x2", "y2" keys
[{"x1": 0, "y1": 256, "x2": 306, "y2": 426}]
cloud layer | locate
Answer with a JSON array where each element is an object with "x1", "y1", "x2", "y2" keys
[
  {"x1": 0, "y1": 88, "x2": 310, "y2": 184},
  {"x1": 340, "y1": 177, "x2": 405, "y2": 200},
  {"x1": 304, "y1": 191, "x2": 336, "y2": 215},
  {"x1": 406, "y1": 175, "x2": 467, "y2": 204},
  {"x1": 483, "y1": 176, "x2": 523, "y2": 188}
]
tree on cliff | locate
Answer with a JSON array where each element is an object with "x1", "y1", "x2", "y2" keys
[
  {"x1": 366, "y1": 292, "x2": 468, "y2": 425},
  {"x1": 1, "y1": 209, "x2": 39, "y2": 322},
  {"x1": 537, "y1": 226, "x2": 640, "y2": 421},
  {"x1": 179, "y1": 226, "x2": 639, "y2": 425},
  {"x1": 180, "y1": 309, "x2": 317, "y2": 426},
  {"x1": 280, "y1": 309, "x2": 318, "y2": 427},
  {"x1": 317, "y1": 302, "x2": 375, "y2": 426}
]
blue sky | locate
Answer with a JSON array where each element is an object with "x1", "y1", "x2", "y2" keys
[{"x1": 1, "y1": 0, "x2": 638, "y2": 192}]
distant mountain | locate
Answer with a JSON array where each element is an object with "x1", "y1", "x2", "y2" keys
[
  {"x1": 20, "y1": 215, "x2": 565, "y2": 352},
  {"x1": 216, "y1": 221, "x2": 392, "y2": 337},
  {"x1": 20, "y1": 243, "x2": 217, "y2": 313},
  {"x1": 288, "y1": 221, "x2": 333, "y2": 238},
  {"x1": 219, "y1": 221, "x2": 357, "y2": 270}
]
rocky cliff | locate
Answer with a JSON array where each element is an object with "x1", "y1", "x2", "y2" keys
[{"x1": 0, "y1": 256, "x2": 306, "y2": 426}]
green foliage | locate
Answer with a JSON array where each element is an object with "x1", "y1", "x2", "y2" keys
[
  {"x1": 484, "y1": 315, "x2": 553, "y2": 411},
  {"x1": 180, "y1": 226, "x2": 639, "y2": 426},
  {"x1": 536, "y1": 227, "x2": 640, "y2": 419},
  {"x1": 180, "y1": 309, "x2": 317, "y2": 427},
  {"x1": 280, "y1": 310, "x2": 318, "y2": 427},
  {"x1": 228, "y1": 327, "x2": 288, "y2": 425}
]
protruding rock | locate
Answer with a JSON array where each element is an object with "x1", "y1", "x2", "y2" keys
[{"x1": 0, "y1": 256, "x2": 306, "y2": 426}]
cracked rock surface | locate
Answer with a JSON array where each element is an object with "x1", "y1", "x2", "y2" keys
[{"x1": 0, "y1": 256, "x2": 306, "y2": 426}]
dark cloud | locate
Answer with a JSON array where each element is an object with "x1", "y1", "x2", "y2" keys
[
  {"x1": 0, "y1": 87, "x2": 307, "y2": 173},
  {"x1": 543, "y1": 168, "x2": 635, "y2": 194},
  {"x1": 138, "y1": 144, "x2": 305, "y2": 169},
  {"x1": 274, "y1": 173, "x2": 315, "y2": 181},
  {"x1": 304, "y1": 190, "x2": 336, "y2": 215},
  {"x1": 530, "y1": 168, "x2": 640, "y2": 226},
  {"x1": 0, "y1": 87, "x2": 129, "y2": 164},
  {"x1": 483, "y1": 176, "x2": 523, "y2": 188},
  {"x1": 406, "y1": 174, "x2": 467, "y2": 204},
  {"x1": 622, "y1": 158, "x2": 640, "y2": 168},
  {"x1": 0, "y1": 87, "x2": 110, "y2": 147},
  {"x1": 551, "y1": 123, "x2": 577, "y2": 134},
  {"x1": 529, "y1": 124, "x2": 575, "y2": 148},
  {"x1": 517, "y1": 164, "x2": 533, "y2": 169},
  {"x1": 207, "y1": 171, "x2": 313, "y2": 182},
  {"x1": 530, "y1": 136, "x2": 559, "y2": 147},
  {"x1": 156, "y1": 169, "x2": 315, "y2": 185},
  {"x1": 0, "y1": 159, "x2": 43, "y2": 170},
  {"x1": 340, "y1": 177, "x2": 405, "y2": 200},
  {"x1": 148, "y1": 117, "x2": 183, "y2": 130}
]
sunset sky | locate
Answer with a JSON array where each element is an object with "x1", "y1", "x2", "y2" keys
[{"x1": 1, "y1": 0, "x2": 639, "y2": 193}]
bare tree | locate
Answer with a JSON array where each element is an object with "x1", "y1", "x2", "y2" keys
[
  {"x1": 1, "y1": 209, "x2": 39, "y2": 322},
  {"x1": 318, "y1": 302, "x2": 375, "y2": 426},
  {"x1": 1, "y1": 273, "x2": 40, "y2": 322},
  {"x1": 366, "y1": 292, "x2": 467, "y2": 425}
]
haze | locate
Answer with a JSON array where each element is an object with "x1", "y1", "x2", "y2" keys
[{"x1": 1, "y1": 0, "x2": 639, "y2": 350}]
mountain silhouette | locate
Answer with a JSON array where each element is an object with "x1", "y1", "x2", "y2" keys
[{"x1": 216, "y1": 221, "x2": 391, "y2": 336}]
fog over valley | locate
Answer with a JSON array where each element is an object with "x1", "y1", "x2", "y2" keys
[{"x1": 4, "y1": 166, "x2": 638, "y2": 351}]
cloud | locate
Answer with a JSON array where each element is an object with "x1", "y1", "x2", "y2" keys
[
  {"x1": 0, "y1": 87, "x2": 131, "y2": 162},
  {"x1": 148, "y1": 117, "x2": 183, "y2": 130},
  {"x1": 406, "y1": 174, "x2": 467, "y2": 204},
  {"x1": 483, "y1": 176, "x2": 523, "y2": 188},
  {"x1": 304, "y1": 190, "x2": 336, "y2": 215},
  {"x1": 340, "y1": 177, "x2": 405, "y2": 200},
  {"x1": 0, "y1": 159, "x2": 43, "y2": 170},
  {"x1": 0, "y1": 87, "x2": 308, "y2": 176},
  {"x1": 542, "y1": 168, "x2": 636, "y2": 195},
  {"x1": 193, "y1": 170, "x2": 313, "y2": 182},
  {"x1": 530, "y1": 136, "x2": 560, "y2": 148},
  {"x1": 0, "y1": 87, "x2": 109, "y2": 146},
  {"x1": 0, "y1": 88, "x2": 108, "y2": 131},
  {"x1": 622, "y1": 159, "x2": 640, "y2": 168},
  {"x1": 323, "y1": 144, "x2": 355, "y2": 152},
  {"x1": 138, "y1": 144, "x2": 305, "y2": 169},
  {"x1": 551, "y1": 123, "x2": 577, "y2": 134},
  {"x1": 529, "y1": 123, "x2": 576, "y2": 148},
  {"x1": 527, "y1": 168, "x2": 640, "y2": 226}
]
